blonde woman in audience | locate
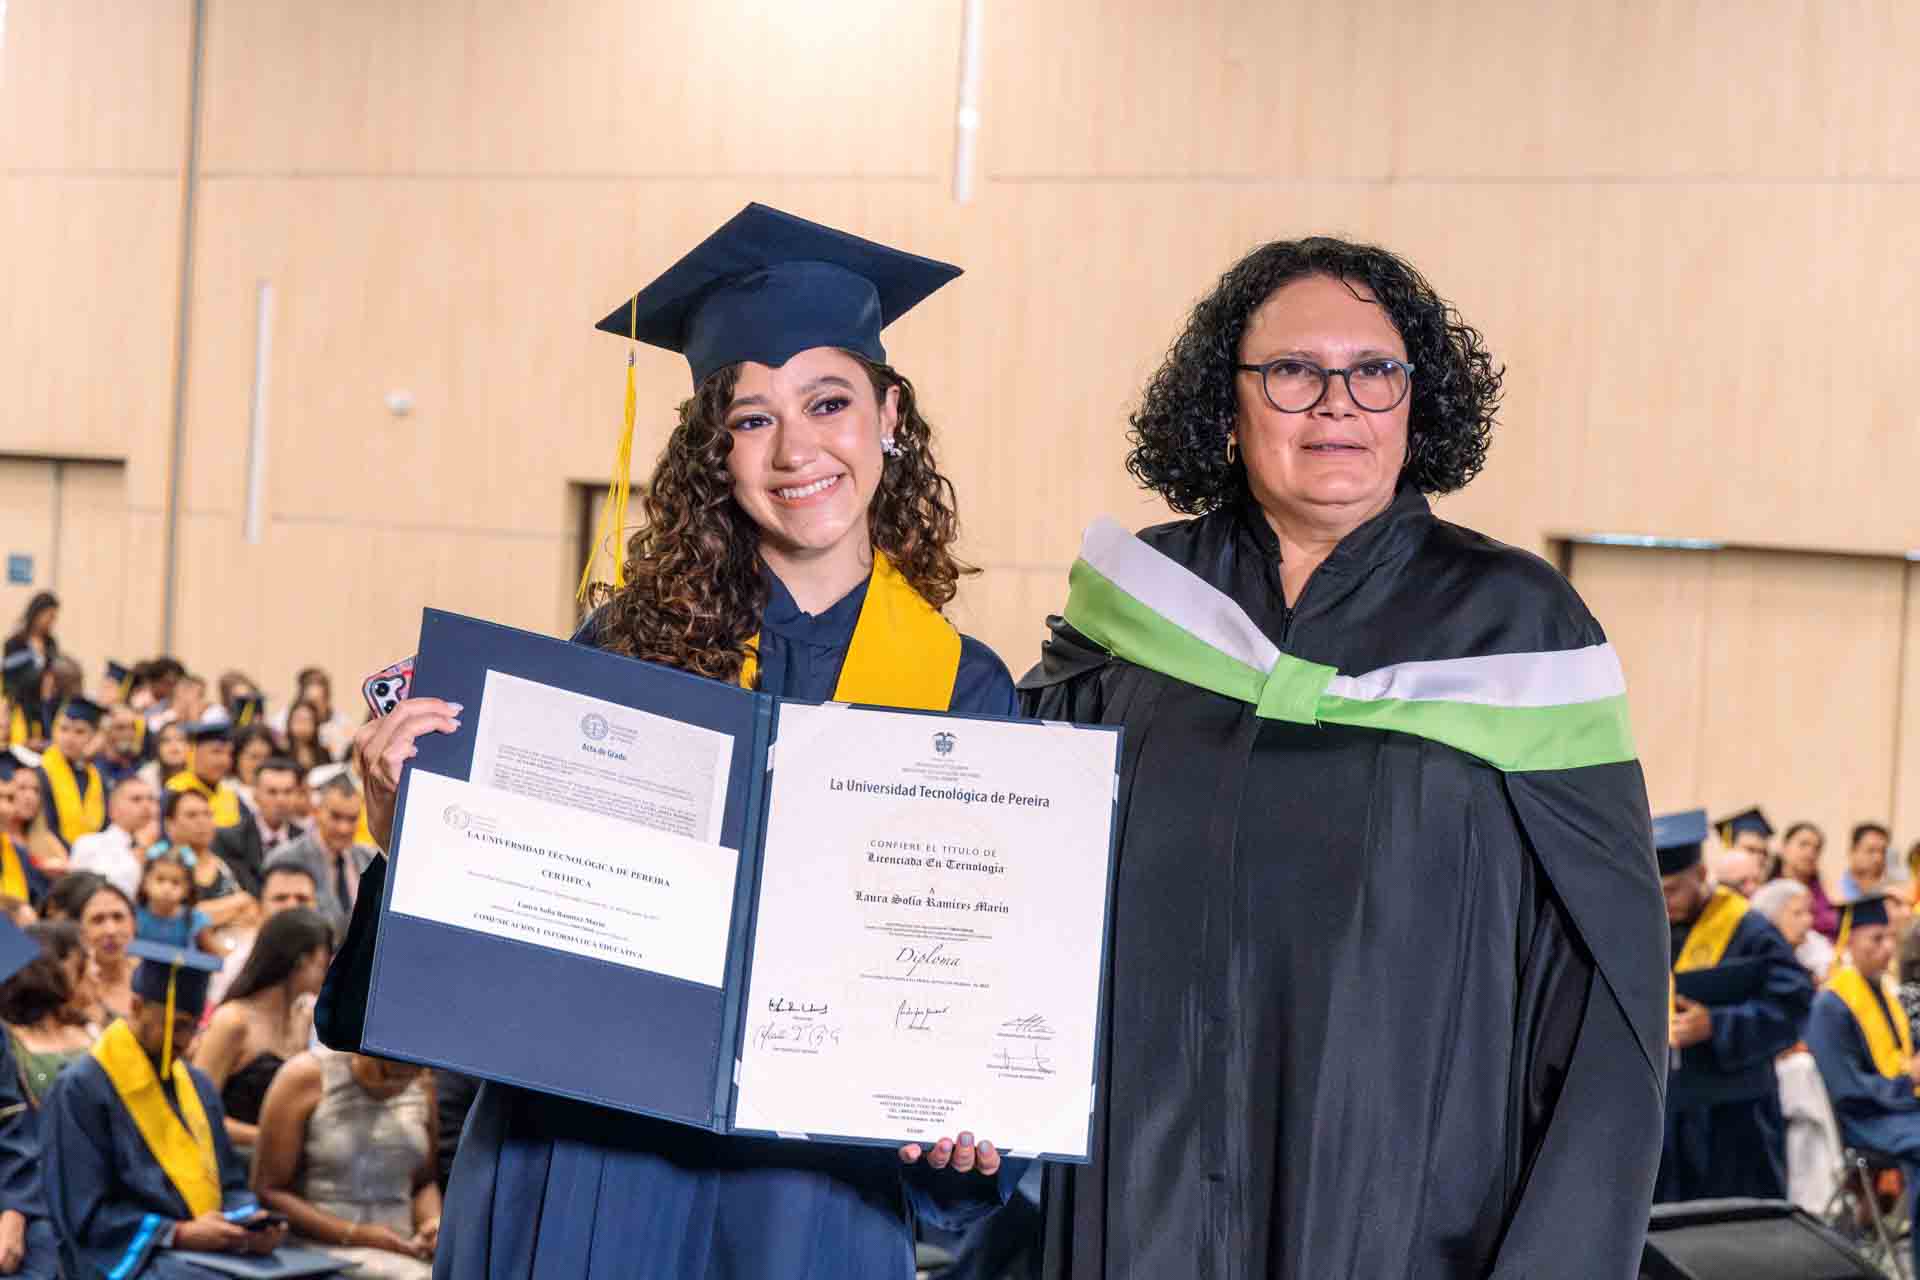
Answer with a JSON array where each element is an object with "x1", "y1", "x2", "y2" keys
[
  {"x1": 0, "y1": 922, "x2": 95, "y2": 1103},
  {"x1": 1751, "y1": 878, "x2": 1833, "y2": 982},
  {"x1": 193, "y1": 907, "x2": 333, "y2": 1151},
  {"x1": 254, "y1": 1048, "x2": 440, "y2": 1277}
]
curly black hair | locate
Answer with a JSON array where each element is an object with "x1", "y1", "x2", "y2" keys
[{"x1": 1126, "y1": 236, "x2": 1503, "y2": 514}]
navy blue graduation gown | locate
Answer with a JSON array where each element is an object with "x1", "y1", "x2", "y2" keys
[
  {"x1": 41, "y1": 1055, "x2": 260, "y2": 1279},
  {"x1": 1806, "y1": 983, "x2": 1920, "y2": 1275},
  {"x1": 0, "y1": 1028, "x2": 59, "y2": 1279},
  {"x1": 1655, "y1": 905, "x2": 1810, "y2": 1202},
  {"x1": 318, "y1": 571, "x2": 1021, "y2": 1279}
]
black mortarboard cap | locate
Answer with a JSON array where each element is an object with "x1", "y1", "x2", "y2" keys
[
  {"x1": 105, "y1": 660, "x2": 130, "y2": 685},
  {"x1": 128, "y1": 938, "x2": 223, "y2": 1016},
  {"x1": 1654, "y1": 808, "x2": 1709, "y2": 876},
  {"x1": 1843, "y1": 893, "x2": 1895, "y2": 933},
  {"x1": 57, "y1": 696, "x2": 104, "y2": 727},
  {"x1": 0, "y1": 755, "x2": 16, "y2": 783},
  {"x1": 230, "y1": 693, "x2": 264, "y2": 728},
  {"x1": 0, "y1": 917, "x2": 36, "y2": 986},
  {"x1": 1715, "y1": 806, "x2": 1774, "y2": 843},
  {"x1": 186, "y1": 719, "x2": 232, "y2": 744},
  {"x1": 596, "y1": 203, "x2": 963, "y2": 388}
]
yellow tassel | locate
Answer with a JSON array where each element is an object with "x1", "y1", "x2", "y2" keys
[
  {"x1": 161, "y1": 965, "x2": 179, "y2": 1081},
  {"x1": 577, "y1": 301, "x2": 642, "y2": 603}
]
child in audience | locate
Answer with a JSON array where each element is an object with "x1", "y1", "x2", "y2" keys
[{"x1": 133, "y1": 844, "x2": 215, "y2": 954}]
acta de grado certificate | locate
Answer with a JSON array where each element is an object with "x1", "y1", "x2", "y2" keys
[{"x1": 732, "y1": 702, "x2": 1118, "y2": 1158}]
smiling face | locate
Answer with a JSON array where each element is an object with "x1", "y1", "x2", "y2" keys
[
  {"x1": 721, "y1": 347, "x2": 896, "y2": 569},
  {"x1": 1236, "y1": 274, "x2": 1411, "y2": 530}
]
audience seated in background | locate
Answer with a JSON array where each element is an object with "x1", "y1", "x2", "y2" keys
[
  {"x1": 91, "y1": 705, "x2": 144, "y2": 794},
  {"x1": 35, "y1": 697, "x2": 106, "y2": 859},
  {"x1": 0, "y1": 896, "x2": 31, "y2": 928},
  {"x1": 208, "y1": 861, "x2": 322, "y2": 1007},
  {"x1": 0, "y1": 922, "x2": 96, "y2": 1103},
  {"x1": 212, "y1": 756, "x2": 307, "y2": 898},
  {"x1": 133, "y1": 844, "x2": 214, "y2": 955},
  {"x1": 1806, "y1": 894, "x2": 1920, "y2": 1279},
  {"x1": 255, "y1": 1048, "x2": 440, "y2": 1277},
  {"x1": 4, "y1": 759, "x2": 65, "y2": 879},
  {"x1": 1752, "y1": 878, "x2": 1834, "y2": 982},
  {"x1": 42, "y1": 942, "x2": 288, "y2": 1274},
  {"x1": 0, "y1": 759, "x2": 51, "y2": 906},
  {"x1": 230, "y1": 725, "x2": 277, "y2": 814},
  {"x1": 134, "y1": 722, "x2": 190, "y2": 794},
  {"x1": 68, "y1": 776, "x2": 157, "y2": 901},
  {"x1": 162, "y1": 790, "x2": 260, "y2": 956},
  {"x1": 193, "y1": 907, "x2": 333, "y2": 1152},
  {"x1": 1710, "y1": 846, "x2": 1767, "y2": 898},
  {"x1": 1776, "y1": 821, "x2": 1841, "y2": 940},
  {"x1": 268, "y1": 774, "x2": 375, "y2": 936},
  {"x1": 284, "y1": 700, "x2": 338, "y2": 775},
  {"x1": 167, "y1": 721, "x2": 251, "y2": 831},
  {"x1": 1840, "y1": 822, "x2": 1893, "y2": 901},
  {"x1": 54, "y1": 875, "x2": 136, "y2": 1024},
  {"x1": 0, "y1": 917, "x2": 61, "y2": 1280}
]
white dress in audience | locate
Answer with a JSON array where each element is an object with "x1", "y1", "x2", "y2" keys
[
  {"x1": 67, "y1": 824, "x2": 141, "y2": 899},
  {"x1": 1796, "y1": 931, "x2": 1835, "y2": 983},
  {"x1": 296, "y1": 1046, "x2": 432, "y2": 1278},
  {"x1": 1776, "y1": 1049, "x2": 1844, "y2": 1215}
]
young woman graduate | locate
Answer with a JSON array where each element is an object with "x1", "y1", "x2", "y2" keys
[
  {"x1": 1020, "y1": 239, "x2": 1668, "y2": 1278},
  {"x1": 317, "y1": 204, "x2": 1017, "y2": 1279}
]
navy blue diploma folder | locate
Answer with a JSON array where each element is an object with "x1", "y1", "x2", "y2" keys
[{"x1": 359, "y1": 609, "x2": 1120, "y2": 1160}]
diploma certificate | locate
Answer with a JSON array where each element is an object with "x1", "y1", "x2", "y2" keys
[
  {"x1": 733, "y1": 704, "x2": 1115, "y2": 1157},
  {"x1": 362, "y1": 609, "x2": 1119, "y2": 1160}
]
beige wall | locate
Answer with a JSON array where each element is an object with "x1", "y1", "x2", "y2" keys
[{"x1": 4, "y1": 0, "x2": 1919, "y2": 846}]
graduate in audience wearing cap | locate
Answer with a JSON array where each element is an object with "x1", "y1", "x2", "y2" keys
[
  {"x1": 316, "y1": 205, "x2": 1018, "y2": 1278},
  {"x1": 1657, "y1": 807, "x2": 1813, "y2": 1202},
  {"x1": 1806, "y1": 893, "x2": 1920, "y2": 1275},
  {"x1": 166, "y1": 722, "x2": 252, "y2": 832},
  {"x1": 1715, "y1": 805, "x2": 1774, "y2": 867},
  {"x1": 0, "y1": 757, "x2": 50, "y2": 908},
  {"x1": 41, "y1": 939, "x2": 292, "y2": 1276},
  {"x1": 37, "y1": 696, "x2": 108, "y2": 854},
  {"x1": 0, "y1": 916, "x2": 63, "y2": 1277}
]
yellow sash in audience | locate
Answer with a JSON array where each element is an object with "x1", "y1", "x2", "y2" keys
[
  {"x1": 89, "y1": 1019, "x2": 222, "y2": 1216},
  {"x1": 6, "y1": 706, "x2": 22, "y2": 747},
  {"x1": 41, "y1": 746, "x2": 104, "y2": 846},
  {"x1": 738, "y1": 553, "x2": 962, "y2": 711},
  {"x1": 1828, "y1": 964, "x2": 1920, "y2": 1093},
  {"x1": 0, "y1": 834, "x2": 26, "y2": 900},
  {"x1": 1675, "y1": 886, "x2": 1748, "y2": 973},
  {"x1": 167, "y1": 771, "x2": 242, "y2": 828}
]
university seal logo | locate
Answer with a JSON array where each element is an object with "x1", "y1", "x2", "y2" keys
[
  {"x1": 442, "y1": 805, "x2": 472, "y2": 831},
  {"x1": 932, "y1": 731, "x2": 956, "y2": 756},
  {"x1": 580, "y1": 712, "x2": 611, "y2": 741}
]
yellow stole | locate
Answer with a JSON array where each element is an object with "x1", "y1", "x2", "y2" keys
[
  {"x1": 1671, "y1": 886, "x2": 1749, "y2": 1043},
  {"x1": 0, "y1": 834, "x2": 26, "y2": 900},
  {"x1": 89, "y1": 1019, "x2": 223, "y2": 1216},
  {"x1": 167, "y1": 771, "x2": 242, "y2": 828},
  {"x1": 6, "y1": 706, "x2": 22, "y2": 747},
  {"x1": 738, "y1": 554, "x2": 962, "y2": 711},
  {"x1": 41, "y1": 746, "x2": 104, "y2": 846},
  {"x1": 1829, "y1": 964, "x2": 1919, "y2": 1093}
]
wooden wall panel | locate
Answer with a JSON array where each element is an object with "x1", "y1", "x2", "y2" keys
[
  {"x1": 984, "y1": 0, "x2": 1920, "y2": 179},
  {"x1": 1889, "y1": 566, "x2": 1920, "y2": 857},
  {"x1": 0, "y1": 177, "x2": 183, "y2": 484},
  {"x1": 49, "y1": 463, "x2": 134, "y2": 681},
  {"x1": 0, "y1": 460, "x2": 58, "y2": 631},
  {"x1": 0, "y1": 0, "x2": 191, "y2": 172},
  {"x1": 200, "y1": 0, "x2": 960, "y2": 177},
  {"x1": 1574, "y1": 543, "x2": 1908, "y2": 883}
]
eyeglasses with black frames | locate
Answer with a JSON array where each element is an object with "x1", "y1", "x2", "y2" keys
[{"x1": 1233, "y1": 356, "x2": 1415, "y2": 414}]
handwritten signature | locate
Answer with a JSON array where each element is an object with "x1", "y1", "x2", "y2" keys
[
  {"x1": 895, "y1": 943, "x2": 963, "y2": 978},
  {"x1": 991, "y1": 1045, "x2": 1055, "y2": 1074},
  {"x1": 768, "y1": 997, "x2": 829, "y2": 1015},
  {"x1": 895, "y1": 1000, "x2": 951, "y2": 1031},
  {"x1": 1000, "y1": 1014, "x2": 1055, "y2": 1036},
  {"x1": 755, "y1": 1022, "x2": 841, "y2": 1052}
]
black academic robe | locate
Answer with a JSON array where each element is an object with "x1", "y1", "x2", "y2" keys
[
  {"x1": 41, "y1": 1055, "x2": 259, "y2": 1279},
  {"x1": 1656, "y1": 906, "x2": 1810, "y2": 1202},
  {"x1": 0, "y1": 1029, "x2": 59, "y2": 1279},
  {"x1": 1806, "y1": 984, "x2": 1920, "y2": 1276},
  {"x1": 318, "y1": 571, "x2": 1022, "y2": 1280},
  {"x1": 1019, "y1": 488, "x2": 1668, "y2": 1279}
]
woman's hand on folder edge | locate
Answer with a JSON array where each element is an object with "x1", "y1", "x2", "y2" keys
[
  {"x1": 898, "y1": 1131, "x2": 999, "y2": 1176},
  {"x1": 353, "y1": 697, "x2": 463, "y2": 850}
]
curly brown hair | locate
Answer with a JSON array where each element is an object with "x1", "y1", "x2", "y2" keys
[{"x1": 590, "y1": 357, "x2": 973, "y2": 683}]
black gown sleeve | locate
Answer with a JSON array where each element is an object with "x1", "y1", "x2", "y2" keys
[
  {"x1": 0, "y1": 1031, "x2": 45, "y2": 1221},
  {"x1": 314, "y1": 853, "x2": 386, "y2": 1053},
  {"x1": 1487, "y1": 764, "x2": 1667, "y2": 1279}
]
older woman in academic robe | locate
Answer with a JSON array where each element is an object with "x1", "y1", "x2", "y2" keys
[{"x1": 1022, "y1": 237, "x2": 1668, "y2": 1278}]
